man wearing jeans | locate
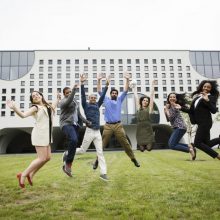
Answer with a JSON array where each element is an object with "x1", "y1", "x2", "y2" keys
[
  {"x1": 76, "y1": 74, "x2": 109, "y2": 181},
  {"x1": 93, "y1": 73, "x2": 140, "y2": 169},
  {"x1": 59, "y1": 84, "x2": 89, "y2": 177}
]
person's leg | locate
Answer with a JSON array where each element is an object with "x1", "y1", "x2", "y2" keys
[
  {"x1": 62, "y1": 125, "x2": 78, "y2": 164},
  {"x1": 76, "y1": 128, "x2": 93, "y2": 154},
  {"x1": 93, "y1": 124, "x2": 113, "y2": 169},
  {"x1": 168, "y1": 129, "x2": 189, "y2": 153},
  {"x1": 194, "y1": 125, "x2": 219, "y2": 158},
  {"x1": 20, "y1": 146, "x2": 51, "y2": 185},
  {"x1": 114, "y1": 123, "x2": 135, "y2": 159},
  {"x1": 93, "y1": 130, "x2": 107, "y2": 175}
]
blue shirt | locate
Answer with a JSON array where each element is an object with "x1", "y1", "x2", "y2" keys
[{"x1": 98, "y1": 91, "x2": 127, "y2": 123}]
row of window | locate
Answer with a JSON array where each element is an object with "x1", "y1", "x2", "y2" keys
[
  {"x1": 39, "y1": 58, "x2": 183, "y2": 65},
  {"x1": 39, "y1": 65, "x2": 191, "y2": 72}
]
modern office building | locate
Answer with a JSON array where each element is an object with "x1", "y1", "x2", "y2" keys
[{"x1": 0, "y1": 50, "x2": 219, "y2": 154}]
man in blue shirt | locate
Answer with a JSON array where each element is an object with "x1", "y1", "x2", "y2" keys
[
  {"x1": 93, "y1": 73, "x2": 140, "y2": 169},
  {"x1": 76, "y1": 74, "x2": 109, "y2": 181}
]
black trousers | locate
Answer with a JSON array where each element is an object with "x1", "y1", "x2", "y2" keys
[{"x1": 194, "y1": 123, "x2": 220, "y2": 158}]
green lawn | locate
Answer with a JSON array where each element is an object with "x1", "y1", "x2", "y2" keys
[{"x1": 0, "y1": 150, "x2": 220, "y2": 220}]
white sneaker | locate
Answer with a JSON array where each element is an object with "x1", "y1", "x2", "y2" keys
[{"x1": 99, "y1": 174, "x2": 109, "y2": 181}]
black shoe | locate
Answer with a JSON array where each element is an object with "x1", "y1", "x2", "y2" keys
[
  {"x1": 192, "y1": 147, "x2": 197, "y2": 161},
  {"x1": 131, "y1": 158, "x2": 140, "y2": 167},
  {"x1": 93, "y1": 159, "x2": 99, "y2": 170},
  {"x1": 139, "y1": 145, "x2": 145, "y2": 152}
]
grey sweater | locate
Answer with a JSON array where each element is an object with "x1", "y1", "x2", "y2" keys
[{"x1": 59, "y1": 88, "x2": 89, "y2": 129}]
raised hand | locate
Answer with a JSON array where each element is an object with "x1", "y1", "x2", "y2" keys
[
  {"x1": 80, "y1": 73, "x2": 87, "y2": 83},
  {"x1": 106, "y1": 75, "x2": 111, "y2": 86},
  {"x1": 124, "y1": 72, "x2": 131, "y2": 80},
  {"x1": 97, "y1": 73, "x2": 104, "y2": 81},
  {"x1": 7, "y1": 100, "x2": 16, "y2": 110}
]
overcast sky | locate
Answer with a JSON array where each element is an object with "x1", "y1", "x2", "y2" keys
[{"x1": 0, "y1": 0, "x2": 220, "y2": 50}]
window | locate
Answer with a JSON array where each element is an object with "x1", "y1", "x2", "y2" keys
[
  {"x1": 30, "y1": 74, "x2": 34, "y2": 79},
  {"x1": 20, "y1": 103, "x2": 24, "y2": 108},
  {"x1": 1, "y1": 104, "x2": 5, "y2": 109},
  {"x1": 179, "y1": 80, "x2": 183, "y2": 85},
  {"x1": 127, "y1": 66, "x2": 131, "y2": 71},
  {"x1": 20, "y1": 88, "x2": 25, "y2": 93},
  {"x1": 178, "y1": 66, "x2": 182, "y2": 71},
  {"x1": 153, "y1": 66, "x2": 157, "y2": 71},
  {"x1": 186, "y1": 66, "x2": 190, "y2": 71},
  {"x1": 111, "y1": 80, "x2": 115, "y2": 85},
  {"x1": 127, "y1": 59, "x2": 131, "y2": 64},
  {"x1": 101, "y1": 66, "x2": 105, "y2": 71},
  {"x1": 48, "y1": 88, "x2": 52, "y2": 93},
  {"x1": 170, "y1": 66, "x2": 174, "y2": 71},
  {"x1": 30, "y1": 88, "x2": 34, "y2": 93},
  {"x1": 171, "y1": 80, "x2": 175, "y2": 85},
  {"x1": 180, "y1": 87, "x2": 183, "y2": 92},
  {"x1": 145, "y1": 73, "x2": 149, "y2": 78},
  {"x1": 57, "y1": 73, "x2": 61, "y2": 79},
  {"x1": 21, "y1": 81, "x2": 25, "y2": 86},
  {"x1": 163, "y1": 87, "x2": 167, "y2": 91},
  {"x1": 2, "y1": 89, "x2": 6, "y2": 94},
  {"x1": 101, "y1": 59, "x2": 105, "y2": 64},
  {"x1": 155, "y1": 94, "x2": 159, "y2": 99},
  {"x1": 30, "y1": 81, "x2": 34, "y2": 86},
  {"x1": 119, "y1": 66, "x2": 123, "y2": 71},
  {"x1": 75, "y1": 66, "x2": 79, "y2": 71},
  {"x1": 39, "y1": 67, "x2": 44, "y2": 72},
  {"x1": 144, "y1": 66, "x2": 149, "y2": 71},
  {"x1": 48, "y1": 74, "x2": 52, "y2": 79},
  {"x1": 93, "y1": 66, "x2": 97, "y2": 71},
  {"x1": 39, "y1": 60, "x2": 44, "y2": 65},
  {"x1": 154, "y1": 87, "x2": 158, "y2": 92},
  {"x1": 110, "y1": 59, "x2": 114, "y2": 64},
  {"x1": 161, "y1": 66, "x2": 165, "y2": 71},
  {"x1": 39, "y1": 88, "x2": 43, "y2": 93},
  {"x1": 162, "y1": 80, "x2": 166, "y2": 85},
  {"x1": 75, "y1": 73, "x2": 79, "y2": 78},
  {"x1": 187, "y1": 73, "x2": 191, "y2": 78},
  {"x1": 84, "y1": 66, "x2": 88, "y2": 71},
  {"x1": 110, "y1": 66, "x2": 114, "y2": 71},
  {"x1": 119, "y1": 80, "x2": 123, "y2": 85},
  {"x1": 170, "y1": 73, "x2": 174, "y2": 78},
  {"x1": 119, "y1": 73, "x2": 123, "y2": 78},
  {"x1": 93, "y1": 80, "x2": 97, "y2": 85},
  {"x1": 48, "y1": 60, "x2": 53, "y2": 65},
  {"x1": 178, "y1": 73, "x2": 182, "y2": 78},
  {"x1": 48, "y1": 95, "x2": 52, "y2": 100},
  {"x1": 66, "y1": 81, "x2": 70, "y2": 86},
  {"x1": 66, "y1": 59, "x2": 71, "y2": 64},
  {"x1": 20, "y1": 96, "x2": 25, "y2": 101},
  {"x1": 136, "y1": 73, "x2": 140, "y2": 78},
  {"x1": 136, "y1": 66, "x2": 140, "y2": 71},
  {"x1": 187, "y1": 80, "x2": 191, "y2": 85},
  {"x1": 11, "y1": 89, "x2": 16, "y2": 93},
  {"x1": 57, "y1": 81, "x2": 61, "y2": 86},
  {"x1": 57, "y1": 59, "x2": 62, "y2": 65},
  {"x1": 39, "y1": 81, "x2": 43, "y2": 86},
  {"x1": 171, "y1": 87, "x2": 175, "y2": 91},
  {"x1": 152, "y1": 59, "x2": 156, "y2": 64},
  {"x1": 66, "y1": 73, "x2": 70, "y2": 79},
  {"x1": 169, "y1": 59, "x2": 173, "y2": 64},
  {"x1": 162, "y1": 73, "x2": 166, "y2": 78},
  {"x1": 177, "y1": 59, "x2": 181, "y2": 64},
  {"x1": 153, "y1": 73, "x2": 157, "y2": 78},
  {"x1": 66, "y1": 66, "x2": 70, "y2": 72},
  {"x1": 163, "y1": 94, "x2": 167, "y2": 99},
  {"x1": 188, "y1": 87, "x2": 192, "y2": 91},
  {"x1": 161, "y1": 59, "x2": 165, "y2": 64},
  {"x1": 39, "y1": 74, "x2": 43, "y2": 79},
  {"x1": 93, "y1": 88, "x2": 97, "y2": 92},
  {"x1": 145, "y1": 80, "x2": 149, "y2": 85},
  {"x1": 1, "y1": 111, "x2": 5, "y2": 117},
  {"x1": 146, "y1": 87, "x2": 149, "y2": 92},
  {"x1": 196, "y1": 80, "x2": 199, "y2": 85},
  {"x1": 57, "y1": 66, "x2": 61, "y2": 72},
  {"x1": 48, "y1": 81, "x2": 52, "y2": 86},
  {"x1": 92, "y1": 59, "x2": 97, "y2": 64},
  {"x1": 135, "y1": 59, "x2": 140, "y2": 64},
  {"x1": 48, "y1": 66, "x2": 53, "y2": 72},
  {"x1": 110, "y1": 72, "x2": 114, "y2": 78},
  {"x1": 2, "y1": 96, "x2": 6, "y2": 101},
  {"x1": 93, "y1": 73, "x2": 97, "y2": 78},
  {"x1": 144, "y1": 59, "x2": 148, "y2": 64},
  {"x1": 75, "y1": 59, "x2": 79, "y2": 64},
  {"x1": 118, "y1": 59, "x2": 123, "y2": 64}
]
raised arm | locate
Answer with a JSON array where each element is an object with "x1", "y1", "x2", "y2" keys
[
  {"x1": 132, "y1": 83, "x2": 139, "y2": 112},
  {"x1": 97, "y1": 75, "x2": 110, "y2": 107},
  {"x1": 51, "y1": 92, "x2": 61, "y2": 110},
  {"x1": 124, "y1": 72, "x2": 131, "y2": 92},
  {"x1": 7, "y1": 100, "x2": 37, "y2": 118},
  {"x1": 80, "y1": 74, "x2": 88, "y2": 110},
  {"x1": 97, "y1": 73, "x2": 104, "y2": 93},
  {"x1": 149, "y1": 80, "x2": 156, "y2": 113}
]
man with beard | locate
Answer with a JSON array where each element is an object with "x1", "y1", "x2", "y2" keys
[{"x1": 93, "y1": 73, "x2": 140, "y2": 169}]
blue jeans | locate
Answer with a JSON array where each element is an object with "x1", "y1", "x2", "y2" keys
[
  {"x1": 168, "y1": 128, "x2": 189, "y2": 153},
  {"x1": 62, "y1": 125, "x2": 79, "y2": 164}
]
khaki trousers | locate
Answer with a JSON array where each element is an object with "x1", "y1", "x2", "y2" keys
[{"x1": 102, "y1": 123, "x2": 135, "y2": 160}]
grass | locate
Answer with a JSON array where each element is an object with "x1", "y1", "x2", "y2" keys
[{"x1": 0, "y1": 150, "x2": 220, "y2": 220}]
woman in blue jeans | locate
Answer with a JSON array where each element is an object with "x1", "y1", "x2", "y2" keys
[{"x1": 164, "y1": 93, "x2": 196, "y2": 160}]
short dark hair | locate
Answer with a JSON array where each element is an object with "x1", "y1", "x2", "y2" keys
[
  {"x1": 110, "y1": 88, "x2": 118, "y2": 95},
  {"x1": 63, "y1": 87, "x2": 70, "y2": 95}
]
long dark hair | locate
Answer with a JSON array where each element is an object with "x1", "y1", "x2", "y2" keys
[
  {"x1": 167, "y1": 93, "x2": 188, "y2": 107},
  {"x1": 30, "y1": 91, "x2": 55, "y2": 113},
  {"x1": 192, "y1": 80, "x2": 219, "y2": 99},
  {"x1": 139, "y1": 96, "x2": 150, "y2": 108}
]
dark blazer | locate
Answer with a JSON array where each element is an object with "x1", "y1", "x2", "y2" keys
[{"x1": 185, "y1": 95, "x2": 218, "y2": 125}]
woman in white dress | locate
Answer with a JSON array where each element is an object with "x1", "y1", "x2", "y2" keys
[{"x1": 7, "y1": 91, "x2": 60, "y2": 188}]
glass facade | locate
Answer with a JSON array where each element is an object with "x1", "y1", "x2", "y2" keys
[
  {"x1": 189, "y1": 51, "x2": 220, "y2": 79},
  {"x1": 0, "y1": 51, "x2": 35, "y2": 80}
]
